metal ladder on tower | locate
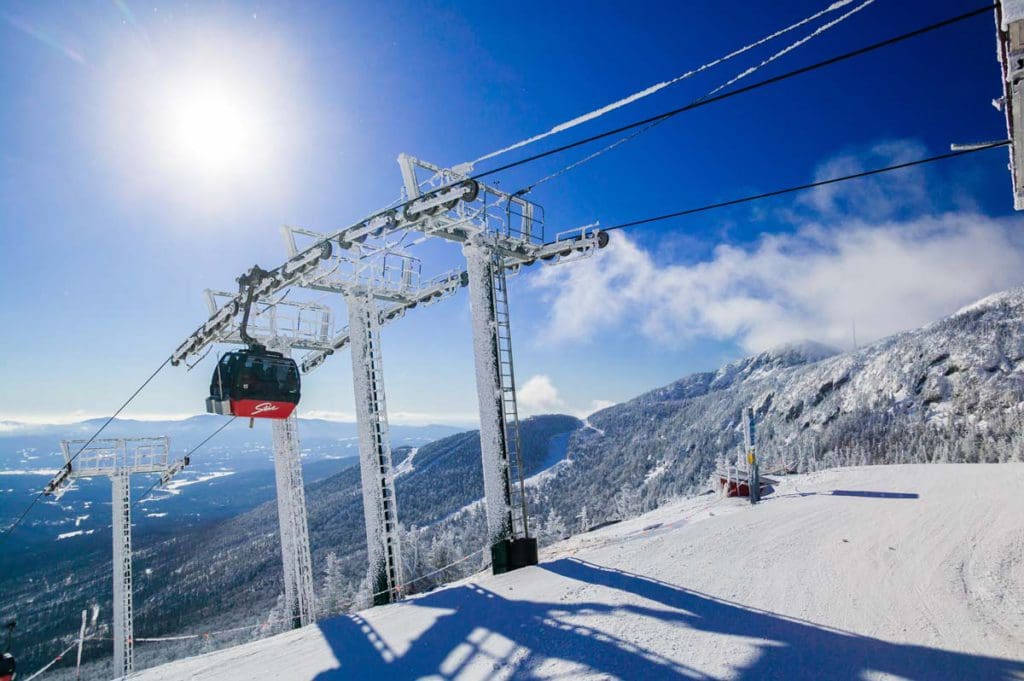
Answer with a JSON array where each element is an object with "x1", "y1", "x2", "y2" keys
[
  {"x1": 490, "y1": 256, "x2": 529, "y2": 540},
  {"x1": 112, "y1": 472, "x2": 134, "y2": 678},
  {"x1": 364, "y1": 307, "x2": 402, "y2": 601}
]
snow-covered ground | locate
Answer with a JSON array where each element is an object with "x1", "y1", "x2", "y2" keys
[{"x1": 134, "y1": 464, "x2": 1024, "y2": 680}]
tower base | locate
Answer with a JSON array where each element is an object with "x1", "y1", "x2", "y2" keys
[{"x1": 490, "y1": 537, "x2": 538, "y2": 575}]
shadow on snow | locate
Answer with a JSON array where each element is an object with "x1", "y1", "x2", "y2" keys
[
  {"x1": 828, "y1": 490, "x2": 919, "y2": 499},
  {"x1": 313, "y1": 557, "x2": 1023, "y2": 680}
]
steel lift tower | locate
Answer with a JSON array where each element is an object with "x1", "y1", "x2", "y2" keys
[
  {"x1": 281, "y1": 230, "x2": 468, "y2": 603},
  {"x1": 395, "y1": 155, "x2": 605, "y2": 572},
  {"x1": 289, "y1": 154, "x2": 608, "y2": 574},
  {"x1": 174, "y1": 250, "x2": 467, "y2": 608},
  {"x1": 44, "y1": 437, "x2": 186, "y2": 679},
  {"x1": 173, "y1": 152, "x2": 607, "y2": 601},
  {"x1": 200, "y1": 290, "x2": 335, "y2": 626}
]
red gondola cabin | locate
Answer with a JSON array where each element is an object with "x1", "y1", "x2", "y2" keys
[{"x1": 207, "y1": 349, "x2": 300, "y2": 420}]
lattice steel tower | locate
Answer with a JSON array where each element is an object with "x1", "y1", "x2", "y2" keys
[{"x1": 45, "y1": 437, "x2": 186, "y2": 679}]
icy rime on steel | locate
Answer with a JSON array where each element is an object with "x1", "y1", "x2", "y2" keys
[
  {"x1": 272, "y1": 410, "x2": 318, "y2": 626},
  {"x1": 463, "y1": 242, "x2": 528, "y2": 544},
  {"x1": 111, "y1": 472, "x2": 133, "y2": 678},
  {"x1": 170, "y1": 151, "x2": 608, "y2": 604},
  {"x1": 347, "y1": 291, "x2": 403, "y2": 604},
  {"x1": 46, "y1": 437, "x2": 185, "y2": 678}
]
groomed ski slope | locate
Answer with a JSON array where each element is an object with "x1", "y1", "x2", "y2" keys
[{"x1": 134, "y1": 464, "x2": 1024, "y2": 680}]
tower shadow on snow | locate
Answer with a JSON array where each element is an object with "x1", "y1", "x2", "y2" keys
[{"x1": 313, "y1": 557, "x2": 1024, "y2": 680}]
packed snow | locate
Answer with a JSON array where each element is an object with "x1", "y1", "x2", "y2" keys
[
  {"x1": 133, "y1": 464, "x2": 1024, "y2": 680},
  {"x1": 56, "y1": 529, "x2": 94, "y2": 540},
  {"x1": 158, "y1": 471, "x2": 235, "y2": 494},
  {"x1": 394, "y1": 447, "x2": 419, "y2": 477},
  {"x1": 1003, "y1": 0, "x2": 1024, "y2": 29}
]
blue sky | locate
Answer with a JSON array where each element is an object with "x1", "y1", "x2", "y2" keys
[{"x1": 1, "y1": 0, "x2": 1021, "y2": 425}]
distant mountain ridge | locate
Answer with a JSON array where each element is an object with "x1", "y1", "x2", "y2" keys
[
  {"x1": 0, "y1": 415, "x2": 467, "y2": 547},
  {"x1": 0, "y1": 415, "x2": 465, "y2": 470}
]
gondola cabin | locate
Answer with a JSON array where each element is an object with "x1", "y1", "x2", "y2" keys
[
  {"x1": 207, "y1": 349, "x2": 300, "y2": 419},
  {"x1": 0, "y1": 652, "x2": 14, "y2": 681}
]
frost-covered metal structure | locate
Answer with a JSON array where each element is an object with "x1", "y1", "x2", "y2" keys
[
  {"x1": 200, "y1": 291, "x2": 325, "y2": 625},
  {"x1": 997, "y1": 0, "x2": 1024, "y2": 209},
  {"x1": 271, "y1": 412, "x2": 317, "y2": 626},
  {"x1": 742, "y1": 407, "x2": 760, "y2": 504},
  {"x1": 280, "y1": 231, "x2": 467, "y2": 603},
  {"x1": 171, "y1": 152, "x2": 607, "y2": 602},
  {"x1": 288, "y1": 154, "x2": 607, "y2": 574},
  {"x1": 386, "y1": 155, "x2": 608, "y2": 572},
  {"x1": 44, "y1": 437, "x2": 185, "y2": 679}
]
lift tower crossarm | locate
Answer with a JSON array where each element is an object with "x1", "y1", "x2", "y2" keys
[
  {"x1": 171, "y1": 162, "x2": 602, "y2": 368},
  {"x1": 296, "y1": 268, "x2": 469, "y2": 374},
  {"x1": 202, "y1": 291, "x2": 337, "y2": 354},
  {"x1": 326, "y1": 154, "x2": 607, "y2": 261},
  {"x1": 171, "y1": 241, "x2": 333, "y2": 366}
]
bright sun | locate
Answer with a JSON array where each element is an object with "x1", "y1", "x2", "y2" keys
[
  {"x1": 165, "y1": 81, "x2": 259, "y2": 176},
  {"x1": 105, "y1": 30, "x2": 304, "y2": 208}
]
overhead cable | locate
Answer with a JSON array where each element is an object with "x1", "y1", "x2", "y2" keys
[
  {"x1": 469, "y1": 0, "x2": 867, "y2": 166},
  {"x1": 519, "y1": 0, "x2": 877, "y2": 193},
  {"x1": 599, "y1": 141, "x2": 1009, "y2": 233},
  {"x1": 470, "y1": 4, "x2": 996, "y2": 183}
]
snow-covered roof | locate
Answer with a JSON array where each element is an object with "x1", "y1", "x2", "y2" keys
[{"x1": 1003, "y1": 0, "x2": 1024, "y2": 29}]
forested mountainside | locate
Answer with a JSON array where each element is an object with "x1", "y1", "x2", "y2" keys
[{"x1": 528, "y1": 287, "x2": 1024, "y2": 533}]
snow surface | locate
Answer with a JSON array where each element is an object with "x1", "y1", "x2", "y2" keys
[
  {"x1": 134, "y1": 464, "x2": 1024, "y2": 680},
  {"x1": 158, "y1": 471, "x2": 235, "y2": 495},
  {"x1": 56, "y1": 529, "x2": 94, "y2": 540},
  {"x1": 394, "y1": 447, "x2": 419, "y2": 477},
  {"x1": 1004, "y1": 0, "x2": 1024, "y2": 29}
]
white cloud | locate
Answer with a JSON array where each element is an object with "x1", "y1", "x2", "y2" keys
[
  {"x1": 518, "y1": 375, "x2": 616, "y2": 418},
  {"x1": 529, "y1": 141, "x2": 1024, "y2": 353},
  {"x1": 518, "y1": 375, "x2": 564, "y2": 414},
  {"x1": 799, "y1": 140, "x2": 932, "y2": 220}
]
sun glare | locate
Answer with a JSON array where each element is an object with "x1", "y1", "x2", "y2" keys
[
  {"x1": 169, "y1": 82, "x2": 253, "y2": 173},
  {"x1": 100, "y1": 24, "x2": 307, "y2": 212},
  {"x1": 163, "y1": 80, "x2": 260, "y2": 177}
]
